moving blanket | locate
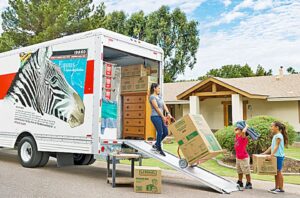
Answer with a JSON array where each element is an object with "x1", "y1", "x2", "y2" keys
[
  {"x1": 236, "y1": 121, "x2": 260, "y2": 141},
  {"x1": 101, "y1": 98, "x2": 117, "y2": 134}
]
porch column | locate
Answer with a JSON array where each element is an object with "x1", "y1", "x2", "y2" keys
[
  {"x1": 231, "y1": 94, "x2": 243, "y2": 123},
  {"x1": 189, "y1": 96, "x2": 200, "y2": 115}
]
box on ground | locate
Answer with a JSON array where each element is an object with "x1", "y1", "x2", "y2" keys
[
  {"x1": 134, "y1": 166, "x2": 161, "y2": 194},
  {"x1": 121, "y1": 64, "x2": 148, "y2": 77},
  {"x1": 253, "y1": 154, "x2": 277, "y2": 175},
  {"x1": 168, "y1": 114, "x2": 224, "y2": 165}
]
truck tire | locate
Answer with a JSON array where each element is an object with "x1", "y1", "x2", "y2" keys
[
  {"x1": 18, "y1": 136, "x2": 42, "y2": 168},
  {"x1": 87, "y1": 157, "x2": 96, "y2": 165},
  {"x1": 74, "y1": 154, "x2": 92, "y2": 165},
  {"x1": 38, "y1": 152, "x2": 50, "y2": 167}
]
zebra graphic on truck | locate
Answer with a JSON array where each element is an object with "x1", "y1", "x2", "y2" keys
[{"x1": 5, "y1": 47, "x2": 85, "y2": 128}]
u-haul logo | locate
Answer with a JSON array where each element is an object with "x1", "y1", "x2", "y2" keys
[{"x1": 139, "y1": 170, "x2": 157, "y2": 176}]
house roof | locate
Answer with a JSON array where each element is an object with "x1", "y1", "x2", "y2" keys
[
  {"x1": 177, "y1": 74, "x2": 300, "y2": 101},
  {"x1": 163, "y1": 81, "x2": 200, "y2": 104}
]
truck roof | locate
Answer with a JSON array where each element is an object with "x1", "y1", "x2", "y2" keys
[{"x1": 0, "y1": 28, "x2": 164, "y2": 57}]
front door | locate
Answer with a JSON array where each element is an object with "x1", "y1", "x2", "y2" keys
[{"x1": 224, "y1": 104, "x2": 233, "y2": 127}]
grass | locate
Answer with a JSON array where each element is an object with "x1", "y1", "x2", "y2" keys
[
  {"x1": 285, "y1": 146, "x2": 300, "y2": 160},
  {"x1": 121, "y1": 142, "x2": 300, "y2": 185}
]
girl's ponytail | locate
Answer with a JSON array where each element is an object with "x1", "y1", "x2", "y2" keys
[{"x1": 273, "y1": 121, "x2": 289, "y2": 147}]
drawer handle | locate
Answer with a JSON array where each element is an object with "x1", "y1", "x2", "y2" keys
[
  {"x1": 139, "y1": 121, "x2": 141, "y2": 124},
  {"x1": 127, "y1": 114, "x2": 129, "y2": 116},
  {"x1": 126, "y1": 129, "x2": 128, "y2": 131},
  {"x1": 139, "y1": 114, "x2": 141, "y2": 116}
]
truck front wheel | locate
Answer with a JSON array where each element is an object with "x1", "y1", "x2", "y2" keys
[{"x1": 18, "y1": 136, "x2": 42, "y2": 168}]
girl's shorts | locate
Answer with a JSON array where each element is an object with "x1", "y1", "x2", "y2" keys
[{"x1": 276, "y1": 156, "x2": 285, "y2": 171}]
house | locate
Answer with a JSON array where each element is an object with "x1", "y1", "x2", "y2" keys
[
  {"x1": 163, "y1": 81, "x2": 200, "y2": 120},
  {"x1": 164, "y1": 74, "x2": 300, "y2": 132}
]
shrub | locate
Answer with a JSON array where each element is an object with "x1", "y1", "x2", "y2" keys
[{"x1": 215, "y1": 116, "x2": 297, "y2": 155}]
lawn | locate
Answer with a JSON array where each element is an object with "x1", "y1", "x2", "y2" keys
[
  {"x1": 121, "y1": 142, "x2": 300, "y2": 185},
  {"x1": 285, "y1": 146, "x2": 300, "y2": 160}
]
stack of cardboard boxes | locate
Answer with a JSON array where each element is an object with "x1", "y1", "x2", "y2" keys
[
  {"x1": 121, "y1": 64, "x2": 157, "y2": 93},
  {"x1": 121, "y1": 64, "x2": 158, "y2": 140}
]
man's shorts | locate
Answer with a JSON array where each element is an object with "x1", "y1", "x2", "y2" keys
[
  {"x1": 276, "y1": 156, "x2": 285, "y2": 171},
  {"x1": 236, "y1": 157, "x2": 251, "y2": 175}
]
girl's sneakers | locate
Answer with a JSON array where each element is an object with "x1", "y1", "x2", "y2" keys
[{"x1": 269, "y1": 189, "x2": 285, "y2": 194}]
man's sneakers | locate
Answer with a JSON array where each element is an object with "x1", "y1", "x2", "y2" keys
[
  {"x1": 269, "y1": 188, "x2": 285, "y2": 194},
  {"x1": 245, "y1": 182, "x2": 252, "y2": 189}
]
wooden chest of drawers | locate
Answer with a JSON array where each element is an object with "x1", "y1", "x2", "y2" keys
[{"x1": 122, "y1": 92, "x2": 156, "y2": 140}]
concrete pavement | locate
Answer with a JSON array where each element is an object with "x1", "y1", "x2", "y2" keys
[{"x1": 0, "y1": 149, "x2": 299, "y2": 198}]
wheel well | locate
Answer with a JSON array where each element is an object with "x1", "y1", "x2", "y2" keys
[{"x1": 14, "y1": 132, "x2": 35, "y2": 148}]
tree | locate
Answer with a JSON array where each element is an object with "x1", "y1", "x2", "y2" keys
[
  {"x1": 144, "y1": 7, "x2": 199, "y2": 82},
  {"x1": 287, "y1": 67, "x2": 298, "y2": 74},
  {"x1": 1, "y1": 0, "x2": 96, "y2": 51},
  {"x1": 0, "y1": 2, "x2": 199, "y2": 82},
  {"x1": 255, "y1": 64, "x2": 272, "y2": 76},
  {"x1": 198, "y1": 64, "x2": 273, "y2": 80}
]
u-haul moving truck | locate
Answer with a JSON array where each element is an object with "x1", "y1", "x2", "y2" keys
[{"x1": 0, "y1": 28, "x2": 163, "y2": 167}]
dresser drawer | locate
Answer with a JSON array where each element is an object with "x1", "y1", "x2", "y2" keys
[
  {"x1": 123, "y1": 103, "x2": 145, "y2": 111},
  {"x1": 123, "y1": 127, "x2": 145, "y2": 135},
  {"x1": 124, "y1": 111, "x2": 145, "y2": 119},
  {"x1": 124, "y1": 96, "x2": 146, "y2": 104},
  {"x1": 123, "y1": 119, "x2": 144, "y2": 126}
]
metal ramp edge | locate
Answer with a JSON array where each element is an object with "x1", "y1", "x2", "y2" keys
[{"x1": 124, "y1": 140, "x2": 240, "y2": 194}]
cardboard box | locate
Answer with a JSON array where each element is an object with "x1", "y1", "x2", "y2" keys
[
  {"x1": 253, "y1": 155, "x2": 277, "y2": 175},
  {"x1": 121, "y1": 77, "x2": 135, "y2": 92},
  {"x1": 133, "y1": 76, "x2": 157, "y2": 92},
  {"x1": 121, "y1": 64, "x2": 148, "y2": 77},
  {"x1": 168, "y1": 114, "x2": 223, "y2": 165},
  {"x1": 134, "y1": 166, "x2": 161, "y2": 194}
]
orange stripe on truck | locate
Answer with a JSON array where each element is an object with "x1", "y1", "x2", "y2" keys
[{"x1": 0, "y1": 73, "x2": 16, "y2": 99}]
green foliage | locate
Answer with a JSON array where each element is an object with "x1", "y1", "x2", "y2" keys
[
  {"x1": 0, "y1": 1, "x2": 199, "y2": 83},
  {"x1": 287, "y1": 67, "x2": 298, "y2": 74},
  {"x1": 198, "y1": 64, "x2": 272, "y2": 80},
  {"x1": 215, "y1": 116, "x2": 297, "y2": 155},
  {"x1": 1, "y1": 0, "x2": 94, "y2": 49},
  {"x1": 256, "y1": 64, "x2": 272, "y2": 76}
]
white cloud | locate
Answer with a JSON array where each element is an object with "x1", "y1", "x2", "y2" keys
[
  {"x1": 223, "y1": 0, "x2": 232, "y2": 7},
  {"x1": 178, "y1": 1, "x2": 300, "y2": 80},
  {"x1": 253, "y1": 0, "x2": 273, "y2": 10},
  {"x1": 204, "y1": 11, "x2": 246, "y2": 28},
  {"x1": 234, "y1": 0, "x2": 274, "y2": 11},
  {"x1": 94, "y1": 0, "x2": 206, "y2": 14}
]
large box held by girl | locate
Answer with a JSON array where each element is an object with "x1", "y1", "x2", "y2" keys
[
  {"x1": 168, "y1": 114, "x2": 224, "y2": 165},
  {"x1": 252, "y1": 154, "x2": 277, "y2": 175}
]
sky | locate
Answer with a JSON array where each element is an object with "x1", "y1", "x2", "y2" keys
[{"x1": 1, "y1": 0, "x2": 300, "y2": 80}]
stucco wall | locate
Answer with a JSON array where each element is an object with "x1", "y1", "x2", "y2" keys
[
  {"x1": 200, "y1": 98, "x2": 226, "y2": 130},
  {"x1": 247, "y1": 99, "x2": 300, "y2": 132}
]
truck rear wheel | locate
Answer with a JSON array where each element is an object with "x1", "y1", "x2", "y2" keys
[
  {"x1": 74, "y1": 154, "x2": 93, "y2": 165},
  {"x1": 38, "y1": 152, "x2": 50, "y2": 167},
  {"x1": 18, "y1": 136, "x2": 42, "y2": 168}
]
